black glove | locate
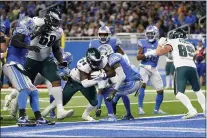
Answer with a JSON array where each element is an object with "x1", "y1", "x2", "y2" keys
[
  {"x1": 27, "y1": 46, "x2": 41, "y2": 53},
  {"x1": 34, "y1": 25, "x2": 51, "y2": 37},
  {"x1": 58, "y1": 61, "x2": 68, "y2": 68},
  {"x1": 106, "y1": 89, "x2": 118, "y2": 101}
]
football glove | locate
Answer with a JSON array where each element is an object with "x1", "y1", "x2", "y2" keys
[
  {"x1": 106, "y1": 89, "x2": 118, "y2": 101},
  {"x1": 144, "y1": 50, "x2": 156, "y2": 57},
  {"x1": 59, "y1": 67, "x2": 70, "y2": 81}
]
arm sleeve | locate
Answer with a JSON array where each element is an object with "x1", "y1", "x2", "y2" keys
[
  {"x1": 113, "y1": 66, "x2": 126, "y2": 90},
  {"x1": 52, "y1": 39, "x2": 64, "y2": 63},
  {"x1": 81, "y1": 79, "x2": 98, "y2": 88},
  {"x1": 10, "y1": 33, "x2": 29, "y2": 49}
]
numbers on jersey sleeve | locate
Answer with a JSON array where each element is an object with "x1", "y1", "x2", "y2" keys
[
  {"x1": 39, "y1": 34, "x2": 57, "y2": 47},
  {"x1": 178, "y1": 44, "x2": 195, "y2": 57}
]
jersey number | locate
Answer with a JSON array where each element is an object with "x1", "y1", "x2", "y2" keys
[
  {"x1": 178, "y1": 45, "x2": 195, "y2": 57},
  {"x1": 39, "y1": 34, "x2": 56, "y2": 47}
]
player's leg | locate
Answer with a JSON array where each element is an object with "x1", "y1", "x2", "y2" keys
[
  {"x1": 174, "y1": 67, "x2": 197, "y2": 119},
  {"x1": 138, "y1": 67, "x2": 149, "y2": 114},
  {"x1": 188, "y1": 67, "x2": 206, "y2": 117},
  {"x1": 100, "y1": 87, "x2": 117, "y2": 121},
  {"x1": 170, "y1": 63, "x2": 175, "y2": 88},
  {"x1": 41, "y1": 78, "x2": 76, "y2": 118},
  {"x1": 121, "y1": 95, "x2": 134, "y2": 120},
  {"x1": 112, "y1": 95, "x2": 121, "y2": 115},
  {"x1": 3, "y1": 89, "x2": 18, "y2": 111},
  {"x1": 40, "y1": 57, "x2": 71, "y2": 120},
  {"x1": 150, "y1": 68, "x2": 166, "y2": 114},
  {"x1": 81, "y1": 85, "x2": 98, "y2": 121},
  {"x1": 165, "y1": 62, "x2": 171, "y2": 89},
  {"x1": 44, "y1": 79, "x2": 56, "y2": 118}
]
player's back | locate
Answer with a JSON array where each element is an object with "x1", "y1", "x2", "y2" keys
[
  {"x1": 138, "y1": 39, "x2": 159, "y2": 67},
  {"x1": 168, "y1": 38, "x2": 196, "y2": 68},
  {"x1": 108, "y1": 53, "x2": 141, "y2": 81},
  {"x1": 6, "y1": 18, "x2": 31, "y2": 65},
  {"x1": 89, "y1": 38, "x2": 120, "y2": 52}
]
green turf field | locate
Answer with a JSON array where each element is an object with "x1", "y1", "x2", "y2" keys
[{"x1": 0, "y1": 86, "x2": 206, "y2": 126}]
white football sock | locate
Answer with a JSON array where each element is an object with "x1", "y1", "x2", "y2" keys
[
  {"x1": 176, "y1": 92, "x2": 196, "y2": 112},
  {"x1": 171, "y1": 75, "x2": 174, "y2": 87},
  {"x1": 45, "y1": 80, "x2": 53, "y2": 95},
  {"x1": 166, "y1": 75, "x2": 170, "y2": 87},
  {"x1": 195, "y1": 90, "x2": 206, "y2": 113},
  {"x1": 82, "y1": 103, "x2": 96, "y2": 117},
  {"x1": 8, "y1": 89, "x2": 18, "y2": 101},
  {"x1": 50, "y1": 86, "x2": 64, "y2": 111}
]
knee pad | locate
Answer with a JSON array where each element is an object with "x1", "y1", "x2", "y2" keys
[
  {"x1": 90, "y1": 99, "x2": 98, "y2": 107},
  {"x1": 157, "y1": 90, "x2": 164, "y2": 95}
]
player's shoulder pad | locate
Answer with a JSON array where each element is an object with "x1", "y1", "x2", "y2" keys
[
  {"x1": 55, "y1": 27, "x2": 64, "y2": 39},
  {"x1": 14, "y1": 24, "x2": 29, "y2": 36},
  {"x1": 137, "y1": 39, "x2": 147, "y2": 47},
  {"x1": 115, "y1": 38, "x2": 122, "y2": 46},
  {"x1": 77, "y1": 58, "x2": 92, "y2": 74},
  {"x1": 89, "y1": 39, "x2": 99, "y2": 48},
  {"x1": 108, "y1": 53, "x2": 121, "y2": 66},
  {"x1": 32, "y1": 17, "x2": 45, "y2": 27}
]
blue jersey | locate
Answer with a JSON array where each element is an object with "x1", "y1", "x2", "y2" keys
[
  {"x1": 6, "y1": 21, "x2": 31, "y2": 65},
  {"x1": 108, "y1": 53, "x2": 141, "y2": 82},
  {"x1": 138, "y1": 39, "x2": 159, "y2": 67},
  {"x1": 0, "y1": 22, "x2": 6, "y2": 34},
  {"x1": 89, "y1": 38, "x2": 121, "y2": 52}
]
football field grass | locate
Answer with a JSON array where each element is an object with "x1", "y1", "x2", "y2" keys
[{"x1": 0, "y1": 86, "x2": 206, "y2": 126}]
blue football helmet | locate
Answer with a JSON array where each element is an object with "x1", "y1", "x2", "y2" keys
[
  {"x1": 145, "y1": 25, "x2": 159, "y2": 42},
  {"x1": 98, "y1": 26, "x2": 111, "y2": 43},
  {"x1": 63, "y1": 52, "x2": 73, "y2": 65}
]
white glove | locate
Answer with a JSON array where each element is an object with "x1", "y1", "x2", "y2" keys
[
  {"x1": 158, "y1": 37, "x2": 168, "y2": 47},
  {"x1": 144, "y1": 50, "x2": 156, "y2": 57},
  {"x1": 91, "y1": 70, "x2": 107, "y2": 80}
]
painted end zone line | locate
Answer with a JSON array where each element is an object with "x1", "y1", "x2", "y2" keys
[
  {"x1": 1, "y1": 113, "x2": 204, "y2": 128},
  {"x1": 1, "y1": 88, "x2": 198, "y2": 93}
]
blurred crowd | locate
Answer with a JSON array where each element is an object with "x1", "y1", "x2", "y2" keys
[{"x1": 0, "y1": 1, "x2": 206, "y2": 37}]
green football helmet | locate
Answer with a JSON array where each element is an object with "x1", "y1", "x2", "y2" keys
[
  {"x1": 86, "y1": 48, "x2": 102, "y2": 69},
  {"x1": 169, "y1": 28, "x2": 186, "y2": 39}
]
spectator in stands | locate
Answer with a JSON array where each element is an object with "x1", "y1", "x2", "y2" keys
[
  {"x1": 184, "y1": 10, "x2": 197, "y2": 24},
  {"x1": 194, "y1": 40, "x2": 206, "y2": 86}
]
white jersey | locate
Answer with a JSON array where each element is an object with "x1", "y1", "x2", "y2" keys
[
  {"x1": 27, "y1": 17, "x2": 63, "y2": 61},
  {"x1": 70, "y1": 57, "x2": 108, "y2": 82},
  {"x1": 166, "y1": 38, "x2": 196, "y2": 68},
  {"x1": 165, "y1": 52, "x2": 173, "y2": 62}
]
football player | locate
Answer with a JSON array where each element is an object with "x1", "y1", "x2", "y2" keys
[
  {"x1": 91, "y1": 46, "x2": 143, "y2": 121},
  {"x1": 41, "y1": 48, "x2": 112, "y2": 121},
  {"x1": 2, "y1": 16, "x2": 50, "y2": 125},
  {"x1": 23, "y1": 8, "x2": 73, "y2": 120},
  {"x1": 165, "y1": 52, "x2": 175, "y2": 89},
  {"x1": 89, "y1": 25, "x2": 133, "y2": 120},
  {"x1": 4, "y1": 51, "x2": 73, "y2": 119},
  {"x1": 0, "y1": 22, "x2": 9, "y2": 120},
  {"x1": 147, "y1": 29, "x2": 206, "y2": 118},
  {"x1": 136, "y1": 25, "x2": 166, "y2": 115}
]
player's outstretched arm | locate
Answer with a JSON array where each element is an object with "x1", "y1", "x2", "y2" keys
[
  {"x1": 156, "y1": 44, "x2": 172, "y2": 56},
  {"x1": 11, "y1": 33, "x2": 41, "y2": 52},
  {"x1": 52, "y1": 39, "x2": 65, "y2": 65}
]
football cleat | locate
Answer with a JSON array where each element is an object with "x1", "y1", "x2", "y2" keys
[
  {"x1": 17, "y1": 116, "x2": 36, "y2": 127},
  {"x1": 153, "y1": 109, "x2": 167, "y2": 114},
  {"x1": 122, "y1": 114, "x2": 134, "y2": 120},
  {"x1": 95, "y1": 107, "x2": 102, "y2": 117},
  {"x1": 100, "y1": 114, "x2": 117, "y2": 122},
  {"x1": 138, "y1": 107, "x2": 145, "y2": 115},
  {"x1": 36, "y1": 117, "x2": 55, "y2": 125},
  {"x1": 57, "y1": 109, "x2": 74, "y2": 120},
  {"x1": 82, "y1": 115, "x2": 95, "y2": 121},
  {"x1": 182, "y1": 110, "x2": 197, "y2": 119}
]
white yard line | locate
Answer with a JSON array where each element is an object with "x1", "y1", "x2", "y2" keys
[{"x1": 1, "y1": 99, "x2": 198, "y2": 111}]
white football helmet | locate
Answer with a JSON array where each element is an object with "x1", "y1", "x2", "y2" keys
[
  {"x1": 145, "y1": 25, "x2": 159, "y2": 42},
  {"x1": 98, "y1": 26, "x2": 111, "y2": 43}
]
